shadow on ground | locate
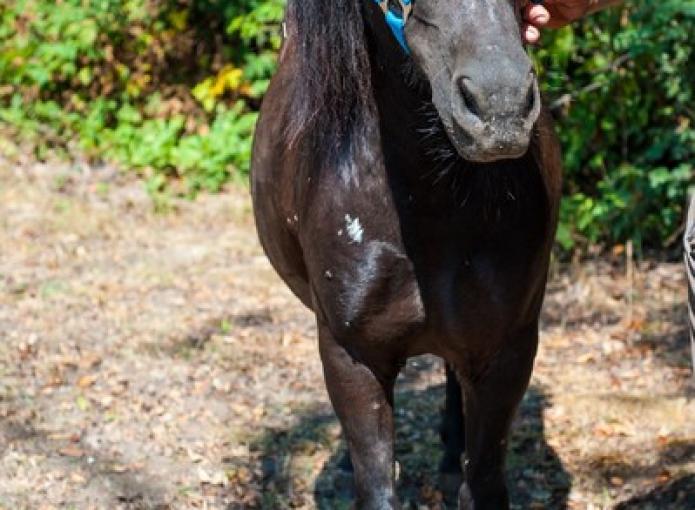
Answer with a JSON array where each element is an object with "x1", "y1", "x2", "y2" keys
[
  {"x1": 638, "y1": 301, "x2": 691, "y2": 374},
  {"x1": 0, "y1": 412, "x2": 170, "y2": 509},
  {"x1": 247, "y1": 358, "x2": 571, "y2": 509},
  {"x1": 616, "y1": 474, "x2": 695, "y2": 509},
  {"x1": 543, "y1": 264, "x2": 692, "y2": 376},
  {"x1": 581, "y1": 436, "x2": 695, "y2": 510}
]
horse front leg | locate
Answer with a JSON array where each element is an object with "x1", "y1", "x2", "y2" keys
[
  {"x1": 318, "y1": 322, "x2": 401, "y2": 510},
  {"x1": 457, "y1": 325, "x2": 539, "y2": 510},
  {"x1": 439, "y1": 364, "x2": 466, "y2": 502}
]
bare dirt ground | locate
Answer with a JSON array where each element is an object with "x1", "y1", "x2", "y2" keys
[{"x1": 1, "y1": 159, "x2": 693, "y2": 510}]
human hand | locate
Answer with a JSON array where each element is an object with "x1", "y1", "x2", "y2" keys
[{"x1": 521, "y1": 0, "x2": 593, "y2": 43}]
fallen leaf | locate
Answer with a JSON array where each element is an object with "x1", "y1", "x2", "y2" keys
[
  {"x1": 198, "y1": 466, "x2": 228, "y2": 486},
  {"x1": 59, "y1": 446, "x2": 85, "y2": 458},
  {"x1": 70, "y1": 472, "x2": 86, "y2": 484},
  {"x1": 624, "y1": 317, "x2": 646, "y2": 332},
  {"x1": 593, "y1": 423, "x2": 615, "y2": 437},
  {"x1": 79, "y1": 353, "x2": 102, "y2": 369},
  {"x1": 55, "y1": 356, "x2": 79, "y2": 369},
  {"x1": 656, "y1": 470, "x2": 671, "y2": 484},
  {"x1": 577, "y1": 352, "x2": 596, "y2": 364},
  {"x1": 76, "y1": 374, "x2": 97, "y2": 388},
  {"x1": 610, "y1": 476, "x2": 624, "y2": 486},
  {"x1": 48, "y1": 432, "x2": 73, "y2": 441},
  {"x1": 656, "y1": 434, "x2": 670, "y2": 446}
]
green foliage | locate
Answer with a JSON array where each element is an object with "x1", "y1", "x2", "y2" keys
[
  {"x1": 533, "y1": 0, "x2": 695, "y2": 252},
  {"x1": 0, "y1": 0, "x2": 692, "y2": 253},
  {"x1": 0, "y1": 0, "x2": 281, "y2": 194}
]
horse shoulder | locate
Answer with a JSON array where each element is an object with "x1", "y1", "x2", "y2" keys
[{"x1": 298, "y1": 171, "x2": 427, "y2": 348}]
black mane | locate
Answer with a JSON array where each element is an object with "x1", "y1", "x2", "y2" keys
[{"x1": 287, "y1": 0, "x2": 376, "y2": 166}]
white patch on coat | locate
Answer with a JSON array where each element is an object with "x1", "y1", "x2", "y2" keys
[{"x1": 344, "y1": 214, "x2": 364, "y2": 244}]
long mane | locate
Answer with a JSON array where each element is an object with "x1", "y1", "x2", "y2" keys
[{"x1": 286, "y1": 0, "x2": 376, "y2": 166}]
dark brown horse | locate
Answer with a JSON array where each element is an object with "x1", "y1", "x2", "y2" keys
[{"x1": 251, "y1": 1, "x2": 562, "y2": 508}]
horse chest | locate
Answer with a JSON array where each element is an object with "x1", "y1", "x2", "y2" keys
[
  {"x1": 417, "y1": 240, "x2": 546, "y2": 345},
  {"x1": 305, "y1": 208, "x2": 547, "y2": 358},
  {"x1": 420, "y1": 202, "x2": 550, "y2": 328}
]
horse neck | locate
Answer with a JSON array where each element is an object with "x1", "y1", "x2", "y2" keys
[
  {"x1": 365, "y1": 42, "x2": 445, "y2": 193},
  {"x1": 364, "y1": 47, "x2": 471, "y2": 213}
]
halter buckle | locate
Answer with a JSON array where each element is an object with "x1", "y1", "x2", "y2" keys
[{"x1": 373, "y1": 0, "x2": 412, "y2": 53}]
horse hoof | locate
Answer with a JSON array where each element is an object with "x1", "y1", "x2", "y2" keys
[{"x1": 458, "y1": 482, "x2": 475, "y2": 510}]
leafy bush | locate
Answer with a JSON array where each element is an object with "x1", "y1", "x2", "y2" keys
[
  {"x1": 0, "y1": 0, "x2": 283, "y2": 194},
  {"x1": 534, "y1": 0, "x2": 695, "y2": 253},
  {"x1": 0, "y1": 0, "x2": 692, "y2": 253}
]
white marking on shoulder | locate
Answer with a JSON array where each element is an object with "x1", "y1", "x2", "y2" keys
[{"x1": 344, "y1": 214, "x2": 364, "y2": 244}]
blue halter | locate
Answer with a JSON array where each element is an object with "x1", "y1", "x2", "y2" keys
[{"x1": 373, "y1": 0, "x2": 413, "y2": 53}]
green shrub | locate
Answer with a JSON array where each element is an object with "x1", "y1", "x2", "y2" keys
[
  {"x1": 534, "y1": 0, "x2": 695, "y2": 253},
  {"x1": 0, "y1": 0, "x2": 282, "y2": 194}
]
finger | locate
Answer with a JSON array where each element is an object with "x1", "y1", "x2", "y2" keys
[
  {"x1": 524, "y1": 3, "x2": 550, "y2": 26},
  {"x1": 523, "y1": 24, "x2": 541, "y2": 44}
]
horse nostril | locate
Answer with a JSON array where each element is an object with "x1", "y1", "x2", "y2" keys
[
  {"x1": 524, "y1": 80, "x2": 538, "y2": 117},
  {"x1": 458, "y1": 78, "x2": 481, "y2": 119}
]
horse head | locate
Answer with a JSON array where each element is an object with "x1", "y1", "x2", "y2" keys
[{"x1": 377, "y1": 0, "x2": 541, "y2": 162}]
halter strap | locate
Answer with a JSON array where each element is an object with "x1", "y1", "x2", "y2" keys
[{"x1": 373, "y1": 0, "x2": 412, "y2": 53}]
